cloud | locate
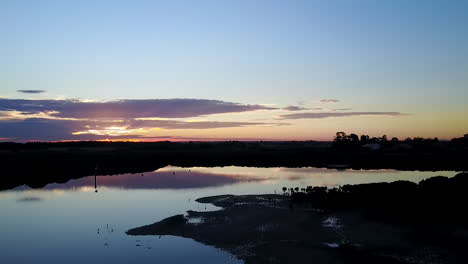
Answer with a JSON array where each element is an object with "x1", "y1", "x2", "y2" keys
[
  {"x1": 0, "y1": 97, "x2": 288, "y2": 141},
  {"x1": 332, "y1": 108, "x2": 352, "y2": 111},
  {"x1": 16, "y1": 90, "x2": 46, "y2": 94},
  {"x1": 0, "y1": 118, "x2": 287, "y2": 141},
  {"x1": 319, "y1": 99, "x2": 339, "y2": 103},
  {"x1": 278, "y1": 111, "x2": 407, "y2": 120},
  {"x1": 0, "y1": 118, "x2": 97, "y2": 141},
  {"x1": 282, "y1": 106, "x2": 323, "y2": 111},
  {"x1": 127, "y1": 119, "x2": 286, "y2": 129},
  {"x1": 0, "y1": 98, "x2": 276, "y2": 119},
  {"x1": 282, "y1": 106, "x2": 309, "y2": 111}
]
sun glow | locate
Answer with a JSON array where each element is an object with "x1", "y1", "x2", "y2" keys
[
  {"x1": 72, "y1": 126, "x2": 136, "y2": 136},
  {"x1": 0, "y1": 110, "x2": 79, "y2": 121}
]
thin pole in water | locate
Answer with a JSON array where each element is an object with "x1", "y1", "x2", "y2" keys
[{"x1": 94, "y1": 163, "x2": 98, "y2": 193}]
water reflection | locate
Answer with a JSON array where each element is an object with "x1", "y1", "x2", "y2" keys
[
  {"x1": 21, "y1": 169, "x2": 266, "y2": 191},
  {"x1": 16, "y1": 196, "x2": 42, "y2": 202},
  {"x1": 9, "y1": 166, "x2": 458, "y2": 193},
  {"x1": 0, "y1": 166, "x2": 460, "y2": 264}
]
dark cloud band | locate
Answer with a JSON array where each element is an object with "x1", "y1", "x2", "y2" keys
[
  {"x1": 278, "y1": 111, "x2": 407, "y2": 120},
  {"x1": 16, "y1": 90, "x2": 46, "y2": 94},
  {"x1": 282, "y1": 106, "x2": 323, "y2": 111},
  {"x1": 319, "y1": 99, "x2": 339, "y2": 103},
  {"x1": 127, "y1": 119, "x2": 286, "y2": 130},
  {"x1": 0, "y1": 98, "x2": 275, "y2": 119},
  {"x1": 0, "y1": 118, "x2": 286, "y2": 141},
  {"x1": 282, "y1": 106, "x2": 309, "y2": 111}
]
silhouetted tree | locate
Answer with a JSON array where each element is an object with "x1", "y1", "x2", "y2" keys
[
  {"x1": 334, "y1": 132, "x2": 347, "y2": 142},
  {"x1": 360, "y1": 135, "x2": 370, "y2": 144},
  {"x1": 348, "y1": 133, "x2": 359, "y2": 143}
]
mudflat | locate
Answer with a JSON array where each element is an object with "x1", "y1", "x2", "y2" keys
[{"x1": 127, "y1": 194, "x2": 468, "y2": 264}]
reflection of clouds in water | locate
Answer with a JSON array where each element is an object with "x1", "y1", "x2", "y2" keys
[
  {"x1": 166, "y1": 166, "x2": 270, "y2": 176},
  {"x1": 76, "y1": 186, "x2": 97, "y2": 192},
  {"x1": 280, "y1": 169, "x2": 457, "y2": 187},
  {"x1": 279, "y1": 167, "x2": 397, "y2": 174},
  {"x1": 285, "y1": 175, "x2": 305, "y2": 181},
  {"x1": 161, "y1": 166, "x2": 276, "y2": 180},
  {"x1": 277, "y1": 168, "x2": 403, "y2": 187},
  {"x1": 17, "y1": 196, "x2": 42, "y2": 202},
  {"x1": 9, "y1": 166, "x2": 459, "y2": 192},
  {"x1": 155, "y1": 166, "x2": 457, "y2": 188},
  {"x1": 33, "y1": 170, "x2": 273, "y2": 191}
]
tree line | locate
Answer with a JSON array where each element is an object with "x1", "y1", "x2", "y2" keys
[{"x1": 333, "y1": 131, "x2": 440, "y2": 145}]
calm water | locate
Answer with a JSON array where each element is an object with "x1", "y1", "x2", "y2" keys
[{"x1": 0, "y1": 166, "x2": 458, "y2": 263}]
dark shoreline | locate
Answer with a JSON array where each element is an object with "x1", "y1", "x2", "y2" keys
[
  {"x1": 1, "y1": 140, "x2": 467, "y2": 190},
  {"x1": 127, "y1": 173, "x2": 468, "y2": 264}
]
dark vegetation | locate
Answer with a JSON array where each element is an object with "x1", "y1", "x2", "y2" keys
[
  {"x1": 1, "y1": 133, "x2": 467, "y2": 190},
  {"x1": 332, "y1": 131, "x2": 443, "y2": 150},
  {"x1": 128, "y1": 174, "x2": 468, "y2": 264},
  {"x1": 288, "y1": 172, "x2": 468, "y2": 226}
]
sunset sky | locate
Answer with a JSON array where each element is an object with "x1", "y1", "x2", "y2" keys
[{"x1": 1, "y1": 0, "x2": 467, "y2": 141}]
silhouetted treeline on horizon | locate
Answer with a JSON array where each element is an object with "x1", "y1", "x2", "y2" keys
[
  {"x1": 333, "y1": 132, "x2": 443, "y2": 150},
  {"x1": 1, "y1": 133, "x2": 467, "y2": 191},
  {"x1": 288, "y1": 172, "x2": 468, "y2": 226}
]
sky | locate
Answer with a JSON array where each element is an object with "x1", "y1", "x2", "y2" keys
[{"x1": 1, "y1": 0, "x2": 467, "y2": 141}]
